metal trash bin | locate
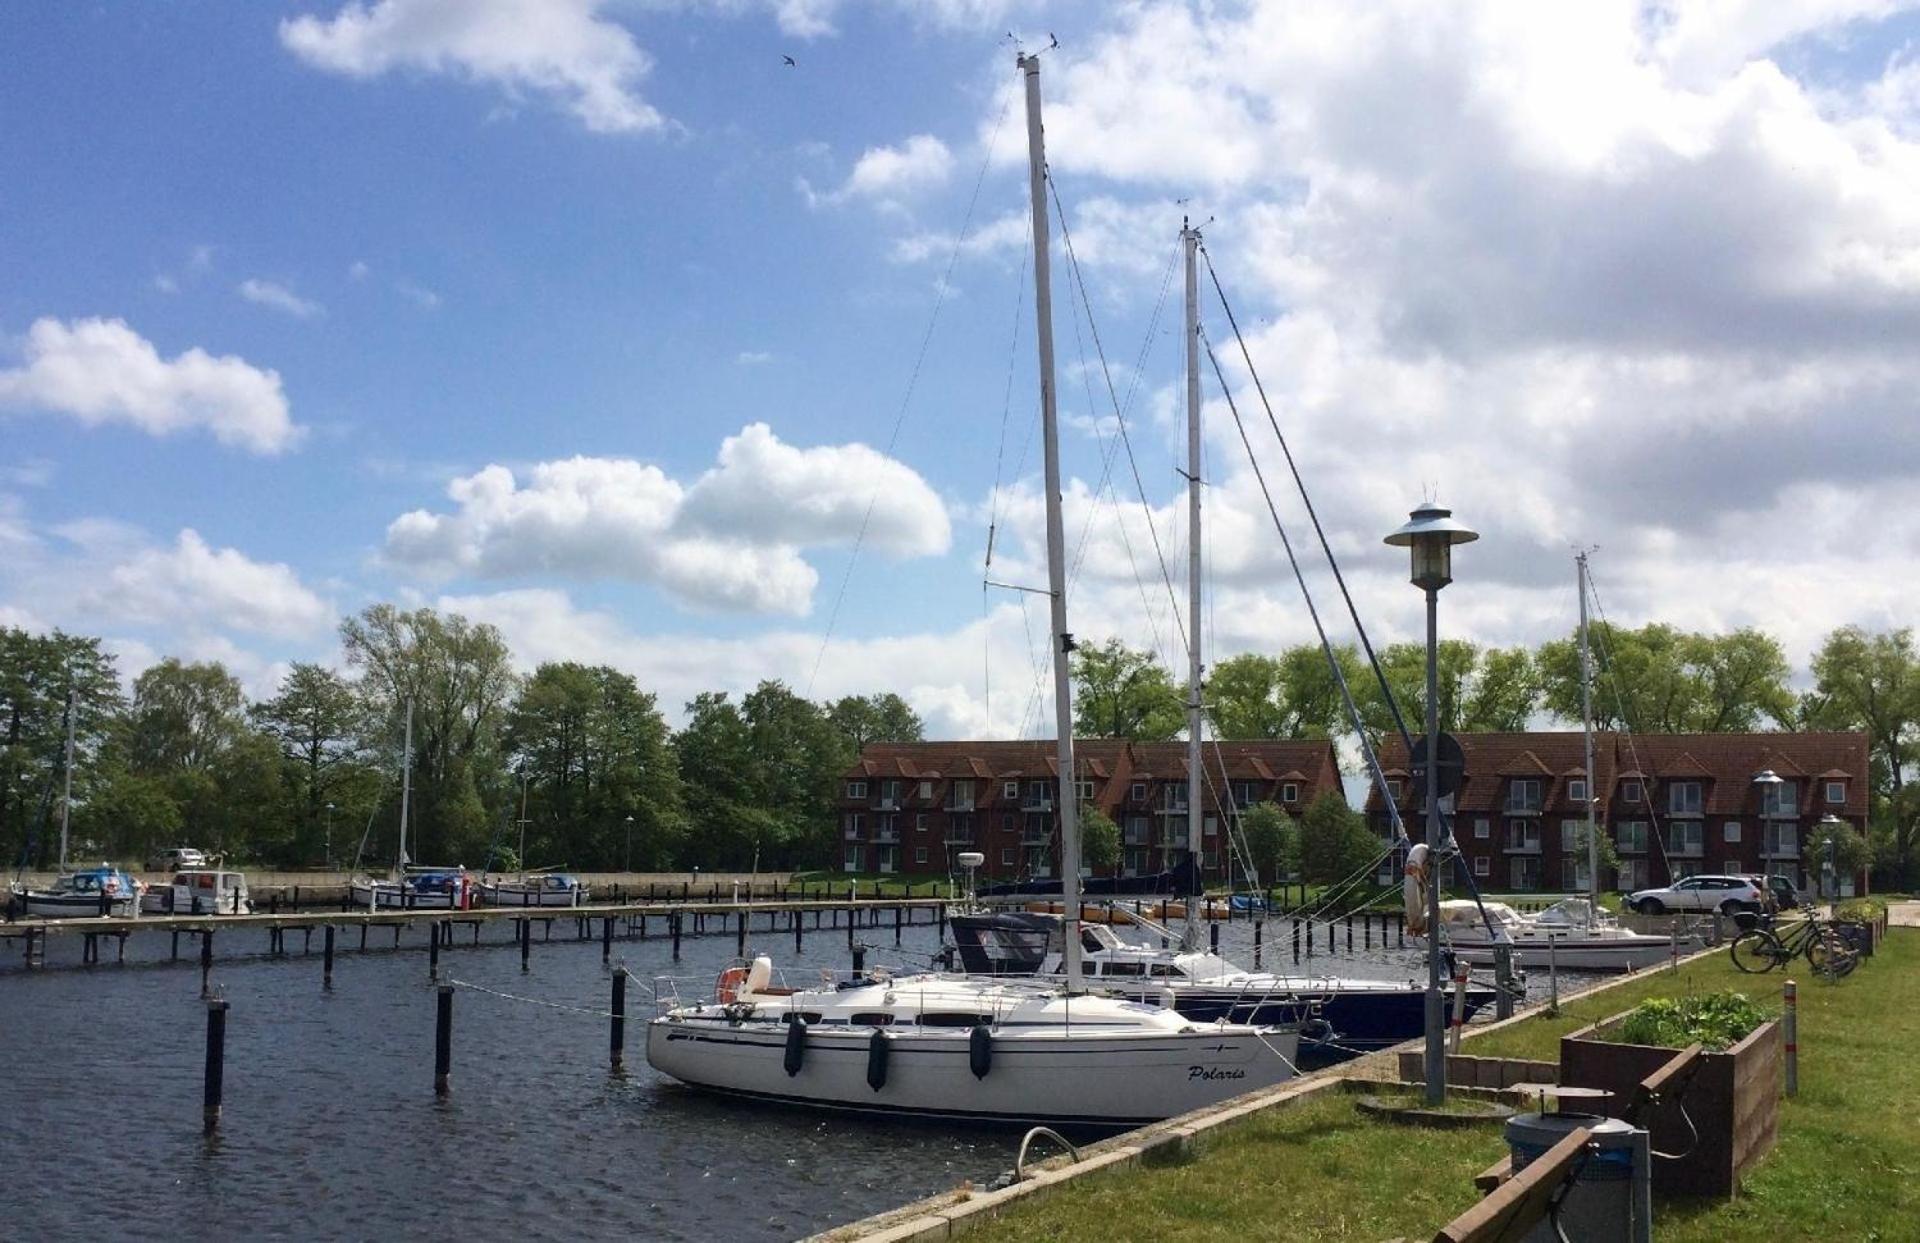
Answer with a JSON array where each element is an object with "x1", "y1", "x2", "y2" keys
[{"x1": 1505, "y1": 1111, "x2": 1652, "y2": 1242}]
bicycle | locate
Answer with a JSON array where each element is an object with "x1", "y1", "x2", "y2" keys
[{"x1": 1729, "y1": 914, "x2": 1858, "y2": 978}]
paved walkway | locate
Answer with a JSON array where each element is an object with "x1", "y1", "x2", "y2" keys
[{"x1": 1889, "y1": 901, "x2": 1920, "y2": 928}]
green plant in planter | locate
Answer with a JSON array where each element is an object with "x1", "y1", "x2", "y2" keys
[
  {"x1": 1833, "y1": 897, "x2": 1887, "y2": 925},
  {"x1": 1614, "y1": 992, "x2": 1771, "y2": 1051}
]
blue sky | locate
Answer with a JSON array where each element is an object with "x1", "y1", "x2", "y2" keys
[{"x1": 4, "y1": 1, "x2": 1919, "y2": 737}]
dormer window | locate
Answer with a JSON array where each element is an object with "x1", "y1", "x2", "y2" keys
[
  {"x1": 1387, "y1": 778, "x2": 1403, "y2": 799},
  {"x1": 846, "y1": 780, "x2": 867, "y2": 799},
  {"x1": 1281, "y1": 782, "x2": 1300, "y2": 803},
  {"x1": 1567, "y1": 779, "x2": 1588, "y2": 804},
  {"x1": 1668, "y1": 781, "x2": 1704, "y2": 815},
  {"x1": 1826, "y1": 780, "x2": 1845, "y2": 805},
  {"x1": 1130, "y1": 781, "x2": 1148, "y2": 801},
  {"x1": 1622, "y1": 779, "x2": 1643, "y2": 804},
  {"x1": 1004, "y1": 780, "x2": 1019, "y2": 800}
]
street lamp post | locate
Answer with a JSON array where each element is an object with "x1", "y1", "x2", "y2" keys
[
  {"x1": 324, "y1": 802, "x2": 336, "y2": 872},
  {"x1": 1816, "y1": 813, "x2": 1846, "y2": 901},
  {"x1": 1386, "y1": 500, "x2": 1478, "y2": 1107},
  {"x1": 1751, "y1": 769, "x2": 1783, "y2": 893},
  {"x1": 624, "y1": 814, "x2": 635, "y2": 875}
]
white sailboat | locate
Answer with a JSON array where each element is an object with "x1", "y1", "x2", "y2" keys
[
  {"x1": 476, "y1": 777, "x2": 587, "y2": 906},
  {"x1": 348, "y1": 697, "x2": 473, "y2": 911},
  {"x1": 645, "y1": 53, "x2": 1300, "y2": 1125}
]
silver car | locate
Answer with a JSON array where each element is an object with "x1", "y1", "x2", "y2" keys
[
  {"x1": 1626, "y1": 874, "x2": 1767, "y2": 915},
  {"x1": 146, "y1": 846, "x2": 208, "y2": 872}
]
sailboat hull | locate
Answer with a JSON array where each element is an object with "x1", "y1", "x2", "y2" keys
[
  {"x1": 646, "y1": 1016, "x2": 1298, "y2": 1127},
  {"x1": 12, "y1": 890, "x2": 138, "y2": 919}
]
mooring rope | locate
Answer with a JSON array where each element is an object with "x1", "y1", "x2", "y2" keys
[{"x1": 444, "y1": 976, "x2": 620, "y2": 1019}]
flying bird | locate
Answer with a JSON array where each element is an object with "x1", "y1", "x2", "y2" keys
[
  {"x1": 783, "y1": 54, "x2": 796, "y2": 67},
  {"x1": 1048, "y1": 33, "x2": 1059, "y2": 49}
]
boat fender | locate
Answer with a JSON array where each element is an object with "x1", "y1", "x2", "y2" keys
[
  {"x1": 969, "y1": 1022, "x2": 992, "y2": 1079},
  {"x1": 1403, "y1": 843, "x2": 1431, "y2": 937},
  {"x1": 716, "y1": 965, "x2": 749, "y2": 1005},
  {"x1": 783, "y1": 1016, "x2": 807, "y2": 1077},
  {"x1": 867, "y1": 1028, "x2": 891, "y2": 1092}
]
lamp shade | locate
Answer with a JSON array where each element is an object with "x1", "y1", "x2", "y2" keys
[{"x1": 1384, "y1": 502, "x2": 1478, "y2": 590}]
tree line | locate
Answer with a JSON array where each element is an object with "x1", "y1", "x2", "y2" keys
[
  {"x1": 1, "y1": 605, "x2": 923, "y2": 874},
  {"x1": 3, "y1": 610, "x2": 1914, "y2": 886},
  {"x1": 1072, "y1": 624, "x2": 1919, "y2": 887}
]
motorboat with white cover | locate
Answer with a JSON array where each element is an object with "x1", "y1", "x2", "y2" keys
[
  {"x1": 947, "y1": 909, "x2": 1494, "y2": 1058},
  {"x1": 141, "y1": 869, "x2": 251, "y2": 915},
  {"x1": 476, "y1": 871, "x2": 587, "y2": 907},
  {"x1": 1423, "y1": 898, "x2": 1688, "y2": 971},
  {"x1": 645, "y1": 956, "x2": 1300, "y2": 1126},
  {"x1": 9, "y1": 865, "x2": 142, "y2": 919}
]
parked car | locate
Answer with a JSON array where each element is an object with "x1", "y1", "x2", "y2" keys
[
  {"x1": 1626, "y1": 875, "x2": 1769, "y2": 915},
  {"x1": 146, "y1": 846, "x2": 208, "y2": 872},
  {"x1": 1758, "y1": 874, "x2": 1809, "y2": 910},
  {"x1": 1737, "y1": 876, "x2": 1781, "y2": 915}
]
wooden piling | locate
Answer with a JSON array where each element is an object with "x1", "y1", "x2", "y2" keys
[
  {"x1": 610, "y1": 969, "x2": 627, "y2": 1072},
  {"x1": 671, "y1": 911, "x2": 682, "y2": 960},
  {"x1": 602, "y1": 915, "x2": 613, "y2": 964},
  {"x1": 323, "y1": 924, "x2": 335, "y2": 989},
  {"x1": 1254, "y1": 919, "x2": 1264, "y2": 970},
  {"x1": 429, "y1": 921, "x2": 441, "y2": 981},
  {"x1": 736, "y1": 911, "x2": 747, "y2": 957},
  {"x1": 200, "y1": 929, "x2": 214, "y2": 998},
  {"x1": 203, "y1": 998, "x2": 228, "y2": 1134},
  {"x1": 434, "y1": 984, "x2": 453, "y2": 1096},
  {"x1": 1210, "y1": 921, "x2": 1220, "y2": 954},
  {"x1": 519, "y1": 918, "x2": 531, "y2": 973},
  {"x1": 894, "y1": 904, "x2": 902, "y2": 946},
  {"x1": 1292, "y1": 919, "x2": 1301, "y2": 963},
  {"x1": 794, "y1": 909, "x2": 803, "y2": 953}
]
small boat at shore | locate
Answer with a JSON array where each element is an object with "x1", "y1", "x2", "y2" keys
[
  {"x1": 141, "y1": 868, "x2": 252, "y2": 915},
  {"x1": 10, "y1": 865, "x2": 143, "y2": 919},
  {"x1": 1423, "y1": 898, "x2": 1688, "y2": 971},
  {"x1": 477, "y1": 871, "x2": 587, "y2": 907},
  {"x1": 351, "y1": 867, "x2": 474, "y2": 910},
  {"x1": 646, "y1": 956, "x2": 1301, "y2": 1127}
]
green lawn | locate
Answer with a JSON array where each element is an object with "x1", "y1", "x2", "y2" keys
[{"x1": 972, "y1": 928, "x2": 1919, "y2": 1242}]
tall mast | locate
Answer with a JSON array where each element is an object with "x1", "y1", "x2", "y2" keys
[
  {"x1": 1182, "y1": 221, "x2": 1204, "y2": 953},
  {"x1": 57, "y1": 686, "x2": 76, "y2": 872},
  {"x1": 397, "y1": 696, "x2": 414, "y2": 876},
  {"x1": 1578, "y1": 553, "x2": 1598, "y2": 909},
  {"x1": 1018, "y1": 52, "x2": 1082, "y2": 992}
]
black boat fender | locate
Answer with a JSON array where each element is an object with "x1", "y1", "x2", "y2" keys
[
  {"x1": 969, "y1": 1022, "x2": 992, "y2": 1079},
  {"x1": 867, "y1": 1028, "x2": 891, "y2": 1091},
  {"x1": 784, "y1": 1016, "x2": 807, "y2": 1076}
]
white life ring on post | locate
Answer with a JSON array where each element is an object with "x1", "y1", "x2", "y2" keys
[{"x1": 1403, "y1": 843, "x2": 1431, "y2": 936}]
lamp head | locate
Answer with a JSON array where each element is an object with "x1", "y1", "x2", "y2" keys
[{"x1": 1384, "y1": 502, "x2": 1478, "y2": 590}]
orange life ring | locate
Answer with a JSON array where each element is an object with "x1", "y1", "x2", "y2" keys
[{"x1": 717, "y1": 965, "x2": 750, "y2": 1004}]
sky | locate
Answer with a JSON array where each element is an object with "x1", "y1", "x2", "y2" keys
[{"x1": 3, "y1": 0, "x2": 1918, "y2": 740}]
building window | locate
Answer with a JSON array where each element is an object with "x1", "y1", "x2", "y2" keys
[
  {"x1": 914, "y1": 847, "x2": 928, "y2": 865},
  {"x1": 1668, "y1": 781, "x2": 1703, "y2": 816},
  {"x1": 1004, "y1": 780, "x2": 1019, "y2": 800},
  {"x1": 1616, "y1": 821, "x2": 1647, "y2": 854},
  {"x1": 1000, "y1": 847, "x2": 1015, "y2": 867},
  {"x1": 1721, "y1": 859, "x2": 1741, "y2": 877},
  {"x1": 1074, "y1": 779, "x2": 1095, "y2": 801},
  {"x1": 1617, "y1": 859, "x2": 1641, "y2": 891},
  {"x1": 918, "y1": 780, "x2": 933, "y2": 801},
  {"x1": 1511, "y1": 857, "x2": 1542, "y2": 890},
  {"x1": 1474, "y1": 818, "x2": 1491, "y2": 839},
  {"x1": 1559, "y1": 820, "x2": 1585, "y2": 852},
  {"x1": 1666, "y1": 822, "x2": 1703, "y2": 857},
  {"x1": 947, "y1": 779, "x2": 974, "y2": 810},
  {"x1": 1826, "y1": 781, "x2": 1845, "y2": 805},
  {"x1": 1001, "y1": 813, "x2": 1014, "y2": 832},
  {"x1": 1473, "y1": 855, "x2": 1489, "y2": 877},
  {"x1": 1763, "y1": 781, "x2": 1798, "y2": 818},
  {"x1": 1723, "y1": 821, "x2": 1740, "y2": 843},
  {"x1": 846, "y1": 780, "x2": 867, "y2": 799},
  {"x1": 1387, "y1": 778, "x2": 1403, "y2": 799},
  {"x1": 916, "y1": 813, "x2": 928, "y2": 833},
  {"x1": 1204, "y1": 815, "x2": 1218, "y2": 837},
  {"x1": 1507, "y1": 821, "x2": 1541, "y2": 852},
  {"x1": 844, "y1": 846, "x2": 861, "y2": 872},
  {"x1": 1567, "y1": 779, "x2": 1587, "y2": 804},
  {"x1": 843, "y1": 813, "x2": 864, "y2": 838},
  {"x1": 1130, "y1": 781, "x2": 1148, "y2": 801},
  {"x1": 1621, "y1": 779, "x2": 1643, "y2": 804},
  {"x1": 1281, "y1": 782, "x2": 1300, "y2": 803},
  {"x1": 1506, "y1": 778, "x2": 1543, "y2": 812},
  {"x1": 879, "y1": 779, "x2": 903, "y2": 805},
  {"x1": 1125, "y1": 816, "x2": 1149, "y2": 846}
]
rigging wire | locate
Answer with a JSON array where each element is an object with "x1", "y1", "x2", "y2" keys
[
  {"x1": 1583, "y1": 561, "x2": 1679, "y2": 884},
  {"x1": 806, "y1": 80, "x2": 1017, "y2": 698}
]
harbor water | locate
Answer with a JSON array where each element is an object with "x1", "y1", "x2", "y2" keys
[{"x1": 0, "y1": 911, "x2": 1594, "y2": 1240}]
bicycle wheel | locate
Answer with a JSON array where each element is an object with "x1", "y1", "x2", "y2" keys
[
  {"x1": 1730, "y1": 930, "x2": 1784, "y2": 973},
  {"x1": 1806, "y1": 933, "x2": 1858, "y2": 979}
]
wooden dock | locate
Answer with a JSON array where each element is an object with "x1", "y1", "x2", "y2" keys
[{"x1": 0, "y1": 897, "x2": 951, "y2": 971}]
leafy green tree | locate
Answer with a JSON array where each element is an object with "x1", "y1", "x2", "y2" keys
[
  {"x1": 1240, "y1": 801, "x2": 1297, "y2": 886},
  {"x1": 340, "y1": 604, "x2": 517, "y2": 866},
  {"x1": 1072, "y1": 638, "x2": 1183, "y2": 740},
  {"x1": 1804, "y1": 626, "x2": 1918, "y2": 887},
  {"x1": 1540, "y1": 624, "x2": 1791, "y2": 733},
  {"x1": 826, "y1": 693, "x2": 925, "y2": 750},
  {"x1": 252, "y1": 663, "x2": 372, "y2": 866},
  {"x1": 1810, "y1": 817, "x2": 1872, "y2": 894},
  {"x1": 1207, "y1": 645, "x2": 1364, "y2": 740},
  {"x1": 503, "y1": 662, "x2": 684, "y2": 869},
  {"x1": 1297, "y1": 791, "x2": 1380, "y2": 885},
  {"x1": 1461, "y1": 645, "x2": 1544, "y2": 732},
  {"x1": 1079, "y1": 805, "x2": 1120, "y2": 873},
  {"x1": 0, "y1": 628, "x2": 122, "y2": 867},
  {"x1": 676, "y1": 681, "x2": 847, "y2": 870}
]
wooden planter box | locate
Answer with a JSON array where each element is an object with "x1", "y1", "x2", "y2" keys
[
  {"x1": 1834, "y1": 922, "x2": 1875, "y2": 957},
  {"x1": 1559, "y1": 1012, "x2": 1781, "y2": 1197}
]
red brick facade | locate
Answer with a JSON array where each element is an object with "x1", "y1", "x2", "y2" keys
[
  {"x1": 840, "y1": 739, "x2": 1344, "y2": 880},
  {"x1": 1363, "y1": 731, "x2": 1872, "y2": 895}
]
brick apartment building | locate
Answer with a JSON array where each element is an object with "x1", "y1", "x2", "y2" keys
[
  {"x1": 839, "y1": 740, "x2": 1344, "y2": 881},
  {"x1": 1363, "y1": 731, "x2": 1872, "y2": 895}
]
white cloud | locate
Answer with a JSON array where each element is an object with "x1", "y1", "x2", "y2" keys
[
  {"x1": 280, "y1": 0, "x2": 664, "y2": 135},
  {"x1": 736, "y1": 350, "x2": 773, "y2": 365},
  {"x1": 239, "y1": 278, "x2": 324, "y2": 318},
  {"x1": 768, "y1": 0, "x2": 1026, "y2": 39},
  {"x1": 394, "y1": 278, "x2": 441, "y2": 309},
  {"x1": 81, "y1": 529, "x2": 333, "y2": 639},
  {"x1": 384, "y1": 422, "x2": 951, "y2": 615},
  {"x1": 0, "y1": 316, "x2": 301, "y2": 454},
  {"x1": 349, "y1": 259, "x2": 371, "y2": 281},
  {"x1": 842, "y1": 134, "x2": 954, "y2": 201}
]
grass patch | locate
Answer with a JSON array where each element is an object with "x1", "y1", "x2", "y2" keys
[
  {"x1": 965, "y1": 1092, "x2": 1506, "y2": 1243},
  {"x1": 971, "y1": 929, "x2": 1920, "y2": 1243}
]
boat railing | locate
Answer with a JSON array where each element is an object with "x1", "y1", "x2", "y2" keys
[{"x1": 650, "y1": 962, "x2": 838, "y2": 1015}]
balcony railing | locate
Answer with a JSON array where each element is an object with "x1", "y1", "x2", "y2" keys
[
  {"x1": 1763, "y1": 830, "x2": 1799, "y2": 857},
  {"x1": 1504, "y1": 839, "x2": 1542, "y2": 855},
  {"x1": 874, "y1": 828, "x2": 900, "y2": 844},
  {"x1": 843, "y1": 826, "x2": 864, "y2": 841},
  {"x1": 944, "y1": 797, "x2": 975, "y2": 812},
  {"x1": 1020, "y1": 830, "x2": 1052, "y2": 846},
  {"x1": 1123, "y1": 832, "x2": 1150, "y2": 846},
  {"x1": 1503, "y1": 797, "x2": 1543, "y2": 815},
  {"x1": 1021, "y1": 797, "x2": 1053, "y2": 812},
  {"x1": 945, "y1": 830, "x2": 976, "y2": 845},
  {"x1": 874, "y1": 794, "x2": 901, "y2": 811}
]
